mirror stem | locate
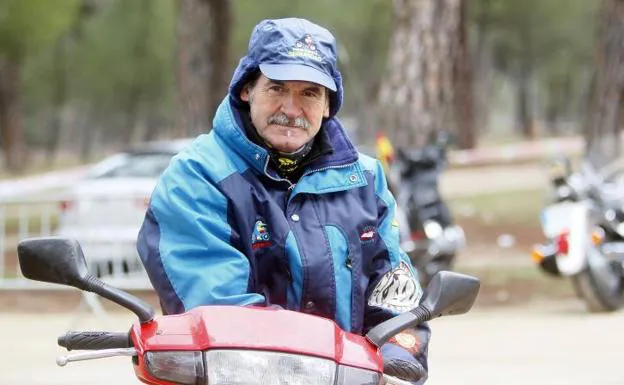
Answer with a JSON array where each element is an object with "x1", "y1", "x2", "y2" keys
[
  {"x1": 366, "y1": 307, "x2": 430, "y2": 347},
  {"x1": 84, "y1": 275, "x2": 154, "y2": 323}
]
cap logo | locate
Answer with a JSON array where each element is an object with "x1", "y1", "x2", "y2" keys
[{"x1": 288, "y1": 34, "x2": 323, "y2": 62}]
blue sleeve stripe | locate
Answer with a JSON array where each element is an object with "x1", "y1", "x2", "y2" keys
[
  {"x1": 325, "y1": 225, "x2": 352, "y2": 332},
  {"x1": 151, "y1": 154, "x2": 264, "y2": 311},
  {"x1": 371, "y1": 160, "x2": 404, "y2": 268}
]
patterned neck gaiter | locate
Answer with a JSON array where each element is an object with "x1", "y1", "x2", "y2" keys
[{"x1": 240, "y1": 109, "x2": 316, "y2": 181}]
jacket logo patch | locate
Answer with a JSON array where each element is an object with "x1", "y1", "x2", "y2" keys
[
  {"x1": 360, "y1": 227, "x2": 376, "y2": 242},
  {"x1": 368, "y1": 261, "x2": 422, "y2": 313},
  {"x1": 251, "y1": 220, "x2": 272, "y2": 250}
]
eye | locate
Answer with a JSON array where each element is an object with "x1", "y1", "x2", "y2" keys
[
  {"x1": 268, "y1": 85, "x2": 284, "y2": 93},
  {"x1": 302, "y1": 89, "x2": 320, "y2": 98}
]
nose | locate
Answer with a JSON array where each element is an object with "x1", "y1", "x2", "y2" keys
[{"x1": 280, "y1": 93, "x2": 303, "y2": 118}]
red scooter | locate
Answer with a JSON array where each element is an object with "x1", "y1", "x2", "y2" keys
[{"x1": 17, "y1": 237, "x2": 479, "y2": 385}]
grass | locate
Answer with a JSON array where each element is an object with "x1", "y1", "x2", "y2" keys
[
  {"x1": 456, "y1": 263, "x2": 576, "y2": 307},
  {"x1": 448, "y1": 188, "x2": 547, "y2": 227}
]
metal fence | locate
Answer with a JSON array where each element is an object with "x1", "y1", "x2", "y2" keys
[{"x1": 0, "y1": 196, "x2": 151, "y2": 291}]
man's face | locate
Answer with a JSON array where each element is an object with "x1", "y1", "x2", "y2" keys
[{"x1": 240, "y1": 74, "x2": 330, "y2": 153}]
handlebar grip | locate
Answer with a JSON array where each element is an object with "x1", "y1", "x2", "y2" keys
[{"x1": 58, "y1": 331, "x2": 132, "y2": 351}]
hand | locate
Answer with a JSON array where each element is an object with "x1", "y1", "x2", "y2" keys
[{"x1": 383, "y1": 357, "x2": 427, "y2": 383}]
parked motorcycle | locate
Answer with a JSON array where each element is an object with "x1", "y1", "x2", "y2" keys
[
  {"x1": 391, "y1": 132, "x2": 465, "y2": 286},
  {"x1": 16, "y1": 237, "x2": 479, "y2": 385},
  {"x1": 533, "y1": 157, "x2": 624, "y2": 312}
]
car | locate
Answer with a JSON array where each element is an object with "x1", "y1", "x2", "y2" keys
[{"x1": 56, "y1": 138, "x2": 194, "y2": 278}]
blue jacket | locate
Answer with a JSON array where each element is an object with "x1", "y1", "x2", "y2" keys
[{"x1": 137, "y1": 100, "x2": 430, "y2": 379}]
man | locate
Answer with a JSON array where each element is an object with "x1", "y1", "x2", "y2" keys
[{"x1": 137, "y1": 17, "x2": 430, "y2": 383}]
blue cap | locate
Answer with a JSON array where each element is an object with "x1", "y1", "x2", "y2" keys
[
  {"x1": 229, "y1": 18, "x2": 344, "y2": 118},
  {"x1": 249, "y1": 18, "x2": 338, "y2": 91}
]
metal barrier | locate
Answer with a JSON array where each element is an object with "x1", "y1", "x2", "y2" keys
[{"x1": 0, "y1": 195, "x2": 151, "y2": 291}]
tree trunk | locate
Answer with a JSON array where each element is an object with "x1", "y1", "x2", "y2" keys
[
  {"x1": 584, "y1": 0, "x2": 624, "y2": 161},
  {"x1": 472, "y1": 0, "x2": 494, "y2": 136},
  {"x1": 175, "y1": 0, "x2": 231, "y2": 137},
  {"x1": 208, "y1": 0, "x2": 231, "y2": 120},
  {"x1": 378, "y1": 0, "x2": 461, "y2": 148},
  {"x1": 47, "y1": 39, "x2": 68, "y2": 162},
  {"x1": 122, "y1": 0, "x2": 152, "y2": 146},
  {"x1": 453, "y1": 0, "x2": 476, "y2": 149},
  {"x1": 0, "y1": 58, "x2": 26, "y2": 172},
  {"x1": 516, "y1": 57, "x2": 536, "y2": 140}
]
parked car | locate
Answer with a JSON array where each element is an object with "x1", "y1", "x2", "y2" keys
[{"x1": 56, "y1": 138, "x2": 193, "y2": 278}]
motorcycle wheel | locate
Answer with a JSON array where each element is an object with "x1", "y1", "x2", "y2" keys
[{"x1": 571, "y1": 247, "x2": 624, "y2": 312}]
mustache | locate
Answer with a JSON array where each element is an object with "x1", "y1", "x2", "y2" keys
[{"x1": 267, "y1": 113, "x2": 311, "y2": 130}]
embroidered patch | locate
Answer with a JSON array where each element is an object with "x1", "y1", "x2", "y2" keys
[
  {"x1": 288, "y1": 34, "x2": 324, "y2": 62},
  {"x1": 359, "y1": 227, "x2": 376, "y2": 242},
  {"x1": 368, "y1": 261, "x2": 422, "y2": 313},
  {"x1": 251, "y1": 220, "x2": 272, "y2": 250}
]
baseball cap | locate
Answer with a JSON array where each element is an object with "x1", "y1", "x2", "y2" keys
[{"x1": 247, "y1": 18, "x2": 338, "y2": 92}]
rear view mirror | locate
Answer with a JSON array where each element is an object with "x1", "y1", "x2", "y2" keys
[
  {"x1": 366, "y1": 271, "x2": 480, "y2": 346},
  {"x1": 418, "y1": 270, "x2": 480, "y2": 318},
  {"x1": 17, "y1": 237, "x2": 155, "y2": 323},
  {"x1": 17, "y1": 237, "x2": 91, "y2": 290}
]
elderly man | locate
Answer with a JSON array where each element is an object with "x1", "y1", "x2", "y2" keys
[{"x1": 138, "y1": 17, "x2": 430, "y2": 383}]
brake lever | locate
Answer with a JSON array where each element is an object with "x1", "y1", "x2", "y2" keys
[{"x1": 56, "y1": 347, "x2": 137, "y2": 366}]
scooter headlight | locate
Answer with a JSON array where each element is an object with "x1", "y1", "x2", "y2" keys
[
  {"x1": 145, "y1": 351, "x2": 205, "y2": 385},
  {"x1": 206, "y1": 350, "x2": 336, "y2": 384},
  {"x1": 145, "y1": 349, "x2": 382, "y2": 385}
]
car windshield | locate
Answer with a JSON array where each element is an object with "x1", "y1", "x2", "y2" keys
[{"x1": 89, "y1": 152, "x2": 174, "y2": 179}]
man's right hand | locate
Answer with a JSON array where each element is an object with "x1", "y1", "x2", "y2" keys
[{"x1": 383, "y1": 357, "x2": 427, "y2": 383}]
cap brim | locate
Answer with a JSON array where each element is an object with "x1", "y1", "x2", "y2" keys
[{"x1": 259, "y1": 63, "x2": 337, "y2": 92}]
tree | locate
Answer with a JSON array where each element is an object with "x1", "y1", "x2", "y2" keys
[
  {"x1": 0, "y1": 0, "x2": 80, "y2": 171},
  {"x1": 46, "y1": 0, "x2": 99, "y2": 162},
  {"x1": 377, "y1": 0, "x2": 462, "y2": 147},
  {"x1": 584, "y1": 0, "x2": 624, "y2": 161},
  {"x1": 454, "y1": 0, "x2": 476, "y2": 149},
  {"x1": 176, "y1": 0, "x2": 232, "y2": 137},
  {"x1": 471, "y1": 0, "x2": 597, "y2": 139}
]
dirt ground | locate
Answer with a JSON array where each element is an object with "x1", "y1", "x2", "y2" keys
[
  {"x1": 1, "y1": 300, "x2": 622, "y2": 385},
  {"x1": 1, "y1": 161, "x2": 622, "y2": 384}
]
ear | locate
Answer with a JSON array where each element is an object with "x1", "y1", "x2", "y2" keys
[{"x1": 240, "y1": 85, "x2": 250, "y2": 102}]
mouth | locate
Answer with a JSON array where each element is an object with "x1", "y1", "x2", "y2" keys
[{"x1": 270, "y1": 124, "x2": 306, "y2": 135}]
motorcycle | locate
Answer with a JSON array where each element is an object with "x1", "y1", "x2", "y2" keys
[
  {"x1": 390, "y1": 132, "x2": 465, "y2": 286},
  {"x1": 17, "y1": 237, "x2": 480, "y2": 385},
  {"x1": 532, "y1": 157, "x2": 624, "y2": 312}
]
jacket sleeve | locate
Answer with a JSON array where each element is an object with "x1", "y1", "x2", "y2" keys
[
  {"x1": 363, "y1": 160, "x2": 431, "y2": 381},
  {"x1": 137, "y1": 153, "x2": 265, "y2": 315}
]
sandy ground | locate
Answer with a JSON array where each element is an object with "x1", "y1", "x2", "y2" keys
[{"x1": 1, "y1": 300, "x2": 622, "y2": 385}]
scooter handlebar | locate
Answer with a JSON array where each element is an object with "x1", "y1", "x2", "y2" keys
[{"x1": 58, "y1": 331, "x2": 132, "y2": 351}]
